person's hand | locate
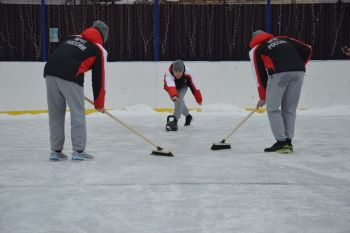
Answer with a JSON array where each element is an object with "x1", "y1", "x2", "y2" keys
[
  {"x1": 171, "y1": 96, "x2": 179, "y2": 102},
  {"x1": 96, "y1": 107, "x2": 105, "y2": 113},
  {"x1": 256, "y1": 99, "x2": 266, "y2": 109}
]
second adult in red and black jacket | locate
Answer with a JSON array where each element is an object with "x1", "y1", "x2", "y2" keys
[
  {"x1": 44, "y1": 27, "x2": 107, "y2": 109},
  {"x1": 163, "y1": 64, "x2": 202, "y2": 105},
  {"x1": 249, "y1": 32, "x2": 312, "y2": 100}
]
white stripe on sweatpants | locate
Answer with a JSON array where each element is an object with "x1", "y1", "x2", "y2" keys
[
  {"x1": 266, "y1": 71, "x2": 304, "y2": 141},
  {"x1": 46, "y1": 75, "x2": 86, "y2": 152}
]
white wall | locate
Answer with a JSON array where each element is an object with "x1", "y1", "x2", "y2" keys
[{"x1": 0, "y1": 61, "x2": 349, "y2": 111}]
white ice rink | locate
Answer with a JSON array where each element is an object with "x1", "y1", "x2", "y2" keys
[{"x1": 1, "y1": 105, "x2": 350, "y2": 233}]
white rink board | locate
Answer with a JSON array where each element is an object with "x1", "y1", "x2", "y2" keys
[{"x1": 0, "y1": 61, "x2": 349, "y2": 111}]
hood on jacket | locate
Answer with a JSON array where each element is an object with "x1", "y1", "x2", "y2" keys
[
  {"x1": 80, "y1": 27, "x2": 104, "y2": 45},
  {"x1": 249, "y1": 32, "x2": 274, "y2": 48}
]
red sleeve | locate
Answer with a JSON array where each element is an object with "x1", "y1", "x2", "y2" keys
[
  {"x1": 252, "y1": 48, "x2": 267, "y2": 100},
  {"x1": 194, "y1": 90, "x2": 202, "y2": 104},
  {"x1": 260, "y1": 55, "x2": 276, "y2": 74},
  {"x1": 91, "y1": 46, "x2": 106, "y2": 109},
  {"x1": 163, "y1": 75, "x2": 178, "y2": 98},
  {"x1": 186, "y1": 74, "x2": 203, "y2": 104},
  {"x1": 167, "y1": 86, "x2": 178, "y2": 98}
]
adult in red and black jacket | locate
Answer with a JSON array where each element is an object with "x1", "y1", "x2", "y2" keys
[
  {"x1": 163, "y1": 60, "x2": 202, "y2": 131},
  {"x1": 44, "y1": 20, "x2": 108, "y2": 161},
  {"x1": 249, "y1": 30, "x2": 312, "y2": 153}
]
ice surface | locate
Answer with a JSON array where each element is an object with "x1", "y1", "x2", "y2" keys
[{"x1": 0, "y1": 105, "x2": 350, "y2": 233}]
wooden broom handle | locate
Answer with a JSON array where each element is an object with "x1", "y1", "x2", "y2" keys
[{"x1": 223, "y1": 110, "x2": 255, "y2": 142}]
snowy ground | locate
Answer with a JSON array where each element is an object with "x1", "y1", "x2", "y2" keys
[{"x1": 1, "y1": 105, "x2": 350, "y2": 233}]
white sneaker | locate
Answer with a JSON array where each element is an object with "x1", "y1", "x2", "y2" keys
[
  {"x1": 72, "y1": 151, "x2": 94, "y2": 161},
  {"x1": 49, "y1": 151, "x2": 68, "y2": 161}
]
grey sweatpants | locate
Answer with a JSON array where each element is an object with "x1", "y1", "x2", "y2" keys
[
  {"x1": 174, "y1": 87, "x2": 190, "y2": 120},
  {"x1": 266, "y1": 71, "x2": 304, "y2": 141},
  {"x1": 45, "y1": 75, "x2": 86, "y2": 152}
]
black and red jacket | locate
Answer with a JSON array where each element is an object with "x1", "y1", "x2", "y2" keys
[
  {"x1": 44, "y1": 27, "x2": 107, "y2": 109},
  {"x1": 249, "y1": 32, "x2": 312, "y2": 100},
  {"x1": 163, "y1": 64, "x2": 202, "y2": 105}
]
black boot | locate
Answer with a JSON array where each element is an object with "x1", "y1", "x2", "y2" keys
[
  {"x1": 264, "y1": 140, "x2": 289, "y2": 152},
  {"x1": 166, "y1": 115, "x2": 178, "y2": 131},
  {"x1": 286, "y1": 138, "x2": 293, "y2": 151},
  {"x1": 184, "y1": 114, "x2": 193, "y2": 126}
]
